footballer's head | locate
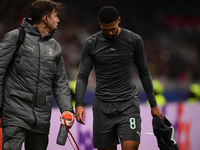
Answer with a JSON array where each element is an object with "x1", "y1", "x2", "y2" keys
[
  {"x1": 98, "y1": 6, "x2": 119, "y2": 24},
  {"x1": 98, "y1": 6, "x2": 121, "y2": 40}
]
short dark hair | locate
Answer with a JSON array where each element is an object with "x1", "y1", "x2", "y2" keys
[
  {"x1": 29, "y1": 0, "x2": 62, "y2": 24},
  {"x1": 98, "y1": 6, "x2": 119, "y2": 24}
]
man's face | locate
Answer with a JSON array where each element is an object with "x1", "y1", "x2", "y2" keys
[
  {"x1": 99, "y1": 17, "x2": 120, "y2": 40},
  {"x1": 47, "y1": 9, "x2": 60, "y2": 32}
]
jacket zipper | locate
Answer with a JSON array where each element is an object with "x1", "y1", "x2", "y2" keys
[{"x1": 33, "y1": 39, "x2": 41, "y2": 127}]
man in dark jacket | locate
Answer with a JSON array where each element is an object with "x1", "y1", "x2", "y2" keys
[{"x1": 0, "y1": 0, "x2": 74, "y2": 150}]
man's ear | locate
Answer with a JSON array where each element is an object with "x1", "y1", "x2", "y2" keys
[
  {"x1": 98, "y1": 18, "x2": 101, "y2": 24},
  {"x1": 42, "y1": 15, "x2": 48, "y2": 23},
  {"x1": 118, "y1": 17, "x2": 121, "y2": 24}
]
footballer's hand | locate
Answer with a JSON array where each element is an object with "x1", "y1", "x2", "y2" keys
[
  {"x1": 151, "y1": 106, "x2": 164, "y2": 121},
  {"x1": 75, "y1": 106, "x2": 86, "y2": 125}
]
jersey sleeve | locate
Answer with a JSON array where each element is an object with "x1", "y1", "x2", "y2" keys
[
  {"x1": 133, "y1": 35, "x2": 157, "y2": 108},
  {"x1": 75, "y1": 40, "x2": 93, "y2": 107}
]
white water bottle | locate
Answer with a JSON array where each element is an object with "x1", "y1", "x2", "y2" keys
[{"x1": 56, "y1": 114, "x2": 72, "y2": 146}]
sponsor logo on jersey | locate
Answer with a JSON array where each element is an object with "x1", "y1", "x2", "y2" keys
[{"x1": 109, "y1": 48, "x2": 116, "y2": 52}]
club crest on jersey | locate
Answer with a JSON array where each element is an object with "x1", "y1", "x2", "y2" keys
[{"x1": 49, "y1": 48, "x2": 53, "y2": 56}]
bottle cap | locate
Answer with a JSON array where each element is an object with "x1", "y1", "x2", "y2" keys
[{"x1": 63, "y1": 114, "x2": 72, "y2": 120}]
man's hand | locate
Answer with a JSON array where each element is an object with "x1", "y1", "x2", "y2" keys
[
  {"x1": 60, "y1": 111, "x2": 74, "y2": 128},
  {"x1": 75, "y1": 106, "x2": 86, "y2": 125},
  {"x1": 151, "y1": 106, "x2": 164, "y2": 121}
]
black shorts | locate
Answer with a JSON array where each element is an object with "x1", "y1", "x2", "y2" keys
[{"x1": 92, "y1": 98, "x2": 142, "y2": 149}]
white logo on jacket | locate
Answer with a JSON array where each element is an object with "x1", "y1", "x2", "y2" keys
[{"x1": 49, "y1": 48, "x2": 53, "y2": 56}]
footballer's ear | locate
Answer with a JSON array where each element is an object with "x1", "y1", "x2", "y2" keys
[
  {"x1": 117, "y1": 17, "x2": 121, "y2": 24},
  {"x1": 98, "y1": 18, "x2": 101, "y2": 24}
]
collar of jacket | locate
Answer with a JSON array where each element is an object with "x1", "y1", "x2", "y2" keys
[{"x1": 21, "y1": 17, "x2": 55, "y2": 40}]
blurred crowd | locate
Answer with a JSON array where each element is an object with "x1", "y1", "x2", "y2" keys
[{"x1": 0, "y1": 0, "x2": 200, "y2": 93}]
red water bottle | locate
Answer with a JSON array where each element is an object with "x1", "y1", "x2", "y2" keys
[{"x1": 56, "y1": 114, "x2": 72, "y2": 146}]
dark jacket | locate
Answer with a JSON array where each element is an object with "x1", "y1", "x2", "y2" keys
[
  {"x1": 152, "y1": 116, "x2": 179, "y2": 150},
  {"x1": 0, "y1": 18, "x2": 73, "y2": 134}
]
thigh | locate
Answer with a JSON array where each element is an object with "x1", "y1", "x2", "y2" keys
[
  {"x1": 2, "y1": 126, "x2": 25, "y2": 150},
  {"x1": 93, "y1": 99, "x2": 119, "y2": 149},
  {"x1": 117, "y1": 100, "x2": 141, "y2": 143},
  {"x1": 121, "y1": 141, "x2": 139, "y2": 150},
  {"x1": 25, "y1": 131, "x2": 48, "y2": 150}
]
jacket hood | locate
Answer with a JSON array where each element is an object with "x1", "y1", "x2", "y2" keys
[{"x1": 21, "y1": 18, "x2": 55, "y2": 40}]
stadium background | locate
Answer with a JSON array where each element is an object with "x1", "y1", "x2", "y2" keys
[{"x1": 0, "y1": 0, "x2": 200, "y2": 150}]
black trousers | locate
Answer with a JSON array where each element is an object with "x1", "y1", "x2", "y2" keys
[{"x1": 2, "y1": 126, "x2": 48, "y2": 150}]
